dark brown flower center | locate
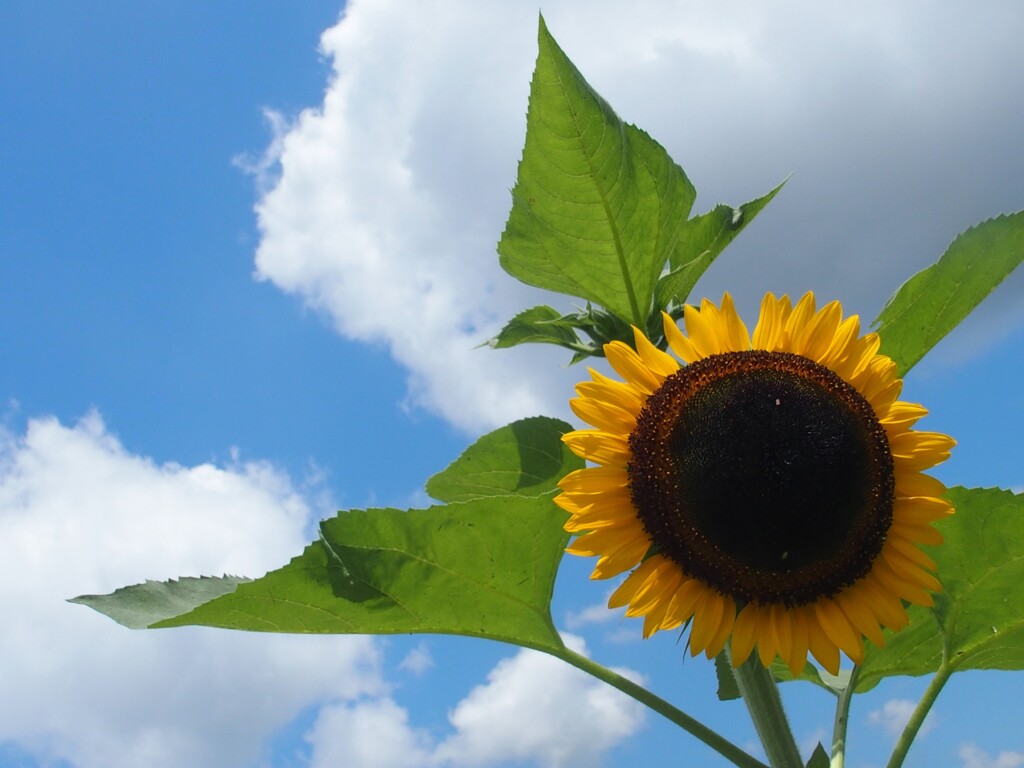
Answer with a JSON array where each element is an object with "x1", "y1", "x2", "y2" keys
[{"x1": 628, "y1": 350, "x2": 894, "y2": 606}]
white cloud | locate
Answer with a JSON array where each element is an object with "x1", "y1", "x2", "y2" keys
[
  {"x1": 307, "y1": 635, "x2": 646, "y2": 767},
  {"x1": 307, "y1": 698, "x2": 434, "y2": 768},
  {"x1": 433, "y1": 635, "x2": 645, "y2": 767},
  {"x1": 565, "y1": 599, "x2": 623, "y2": 630},
  {"x1": 399, "y1": 642, "x2": 436, "y2": 677},
  {"x1": 0, "y1": 412, "x2": 383, "y2": 768},
  {"x1": 867, "y1": 698, "x2": 936, "y2": 739},
  {"x1": 960, "y1": 744, "x2": 1024, "y2": 768},
  {"x1": 250, "y1": 0, "x2": 1024, "y2": 433}
]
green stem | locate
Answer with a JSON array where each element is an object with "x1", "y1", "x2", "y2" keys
[
  {"x1": 885, "y1": 664, "x2": 953, "y2": 768},
  {"x1": 830, "y1": 666, "x2": 858, "y2": 768},
  {"x1": 726, "y1": 647, "x2": 803, "y2": 768},
  {"x1": 553, "y1": 646, "x2": 769, "y2": 768}
]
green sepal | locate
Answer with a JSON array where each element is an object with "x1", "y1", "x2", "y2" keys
[
  {"x1": 805, "y1": 743, "x2": 830, "y2": 768},
  {"x1": 713, "y1": 650, "x2": 741, "y2": 701},
  {"x1": 486, "y1": 304, "x2": 636, "y2": 363},
  {"x1": 486, "y1": 306, "x2": 589, "y2": 352},
  {"x1": 874, "y1": 211, "x2": 1024, "y2": 375}
]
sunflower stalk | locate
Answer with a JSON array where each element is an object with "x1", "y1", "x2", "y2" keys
[
  {"x1": 554, "y1": 646, "x2": 769, "y2": 768},
  {"x1": 727, "y1": 646, "x2": 803, "y2": 768},
  {"x1": 885, "y1": 664, "x2": 953, "y2": 768},
  {"x1": 829, "y1": 666, "x2": 858, "y2": 768}
]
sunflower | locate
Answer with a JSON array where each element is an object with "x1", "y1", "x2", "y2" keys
[{"x1": 556, "y1": 292, "x2": 955, "y2": 675}]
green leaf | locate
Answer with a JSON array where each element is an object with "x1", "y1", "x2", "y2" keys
[
  {"x1": 856, "y1": 486, "x2": 1024, "y2": 691},
  {"x1": 713, "y1": 650, "x2": 741, "y2": 700},
  {"x1": 874, "y1": 211, "x2": 1024, "y2": 374},
  {"x1": 655, "y1": 183, "x2": 785, "y2": 309},
  {"x1": 497, "y1": 16, "x2": 696, "y2": 326},
  {"x1": 69, "y1": 575, "x2": 251, "y2": 629},
  {"x1": 487, "y1": 306, "x2": 585, "y2": 352},
  {"x1": 426, "y1": 416, "x2": 579, "y2": 503},
  {"x1": 805, "y1": 743, "x2": 830, "y2": 768},
  {"x1": 151, "y1": 492, "x2": 571, "y2": 651},
  {"x1": 73, "y1": 418, "x2": 582, "y2": 654}
]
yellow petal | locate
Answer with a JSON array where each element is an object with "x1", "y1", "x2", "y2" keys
[
  {"x1": 730, "y1": 603, "x2": 760, "y2": 667},
  {"x1": 662, "y1": 312, "x2": 701, "y2": 363},
  {"x1": 807, "y1": 619, "x2": 841, "y2": 676},
  {"x1": 632, "y1": 326, "x2": 680, "y2": 378},
  {"x1": 785, "y1": 608, "x2": 811, "y2": 676},
  {"x1": 783, "y1": 292, "x2": 817, "y2": 345},
  {"x1": 704, "y1": 595, "x2": 737, "y2": 658},
  {"x1": 562, "y1": 430, "x2": 630, "y2": 466},
  {"x1": 605, "y1": 341, "x2": 663, "y2": 394},
  {"x1": 794, "y1": 300, "x2": 842, "y2": 362},
  {"x1": 814, "y1": 599, "x2": 864, "y2": 664},
  {"x1": 683, "y1": 303, "x2": 722, "y2": 359},
  {"x1": 835, "y1": 587, "x2": 885, "y2": 648},
  {"x1": 574, "y1": 381, "x2": 643, "y2": 419},
  {"x1": 718, "y1": 293, "x2": 751, "y2": 352},
  {"x1": 608, "y1": 557, "x2": 663, "y2": 608},
  {"x1": 819, "y1": 315, "x2": 861, "y2": 370},
  {"x1": 558, "y1": 465, "x2": 629, "y2": 494},
  {"x1": 570, "y1": 396, "x2": 636, "y2": 434}
]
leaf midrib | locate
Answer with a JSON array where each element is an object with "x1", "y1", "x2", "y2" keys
[{"x1": 542, "y1": 32, "x2": 643, "y2": 327}]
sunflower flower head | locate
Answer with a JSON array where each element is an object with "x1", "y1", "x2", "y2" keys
[{"x1": 556, "y1": 292, "x2": 955, "y2": 675}]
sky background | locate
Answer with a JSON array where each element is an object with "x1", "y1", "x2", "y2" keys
[{"x1": 2, "y1": 2, "x2": 1023, "y2": 767}]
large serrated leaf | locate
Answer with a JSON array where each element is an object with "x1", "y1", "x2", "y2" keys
[
  {"x1": 73, "y1": 418, "x2": 581, "y2": 653},
  {"x1": 856, "y1": 486, "x2": 1024, "y2": 691},
  {"x1": 154, "y1": 492, "x2": 571, "y2": 651},
  {"x1": 497, "y1": 16, "x2": 696, "y2": 326},
  {"x1": 874, "y1": 211, "x2": 1024, "y2": 374}
]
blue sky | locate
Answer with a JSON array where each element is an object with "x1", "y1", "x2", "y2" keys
[{"x1": 2, "y1": 2, "x2": 1023, "y2": 767}]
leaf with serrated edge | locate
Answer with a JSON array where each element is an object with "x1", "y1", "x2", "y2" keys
[
  {"x1": 874, "y1": 211, "x2": 1024, "y2": 375},
  {"x1": 70, "y1": 575, "x2": 251, "y2": 629},
  {"x1": 154, "y1": 494, "x2": 569, "y2": 652},
  {"x1": 497, "y1": 17, "x2": 695, "y2": 325}
]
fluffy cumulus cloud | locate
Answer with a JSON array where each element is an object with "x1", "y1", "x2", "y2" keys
[
  {"x1": 0, "y1": 413, "x2": 383, "y2": 767},
  {"x1": 250, "y1": 0, "x2": 1024, "y2": 432},
  {"x1": 307, "y1": 635, "x2": 646, "y2": 767}
]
